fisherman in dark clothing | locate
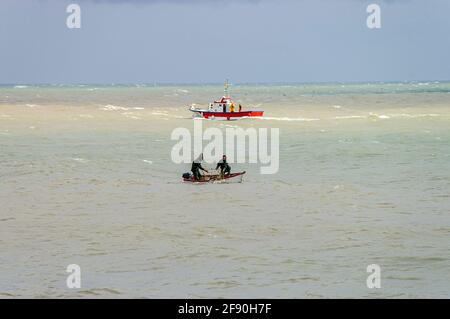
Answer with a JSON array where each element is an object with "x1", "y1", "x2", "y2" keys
[
  {"x1": 191, "y1": 153, "x2": 208, "y2": 180},
  {"x1": 216, "y1": 154, "x2": 231, "y2": 176}
]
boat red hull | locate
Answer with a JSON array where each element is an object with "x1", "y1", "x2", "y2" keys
[
  {"x1": 192, "y1": 110, "x2": 264, "y2": 119},
  {"x1": 183, "y1": 171, "x2": 246, "y2": 183}
]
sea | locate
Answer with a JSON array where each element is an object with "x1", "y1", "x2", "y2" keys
[{"x1": 1, "y1": 82, "x2": 450, "y2": 298}]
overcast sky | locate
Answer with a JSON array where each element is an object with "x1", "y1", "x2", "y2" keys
[{"x1": 1, "y1": 0, "x2": 449, "y2": 84}]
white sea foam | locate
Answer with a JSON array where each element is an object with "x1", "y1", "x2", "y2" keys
[
  {"x1": 101, "y1": 104, "x2": 130, "y2": 111},
  {"x1": 151, "y1": 111, "x2": 169, "y2": 116},
  {"x1": 259, "y1": 117, "x2": 319, "y2": 122},
  {"x1": 71, "y1": 157, "x2": 88, "y2": 163},
  {"x1": 369, "y1": 113, "x2": 390, "y2": 119},
  {"x1": 100, "y1": 105, "x2": 143, "y2": 111},
  {"x1": 389, "y1": 113, "x2": 441, "y2": 118},
  {"x1": 334, "y1": 115, "x2": 365, "y2": 119},
  {"x1": 121, "y1": 112, "x2": 141, "y2": 120},
  {"x1": 335, "y1": 113, "x2": 442, "y2": 120}
]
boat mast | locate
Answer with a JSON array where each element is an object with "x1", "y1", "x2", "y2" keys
[{"x1": 224, "y1": 79, "x2": 230, "y2": 98}]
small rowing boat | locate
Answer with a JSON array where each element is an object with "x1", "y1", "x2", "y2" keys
[{"x1": 182, "y1": 171, "x2": 246, "y2": 184}]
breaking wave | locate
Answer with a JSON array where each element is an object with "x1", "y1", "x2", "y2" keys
[
  {"x1": 259, "y1": 116, "x2": 320, "y2": 122},
  {"x1": 100, "y1": 105, "x2": 144, "y2": 111}
]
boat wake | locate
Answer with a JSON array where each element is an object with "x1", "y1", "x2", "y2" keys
[{"x1": 258, "y1": 116, "x2": 320, "y2": 122}]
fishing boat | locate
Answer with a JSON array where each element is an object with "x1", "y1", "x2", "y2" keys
[
  {"x1": 182, "y1": 171, "x2": 246, "y2": 184},
  {"x1": 189, "y1": 80, "x2": 264, "y2": 120}
]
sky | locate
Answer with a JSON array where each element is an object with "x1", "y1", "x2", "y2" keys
[{"x1": 1, "y1": 0, "x2": 449, "y2": 84}]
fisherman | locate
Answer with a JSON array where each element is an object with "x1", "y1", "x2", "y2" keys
[
  {"x1": 216, "y1": 154, "x2": 231, "y2": 176},
  {"x1": 238, "y1": 104, "x2": 242, "y2": 112},
  {"x1": 191, "y1": 153, "x2": 208, "y2": 180}
]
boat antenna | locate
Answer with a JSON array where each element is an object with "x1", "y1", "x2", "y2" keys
[{"x1": 224, "y1": 79, "x2": 230, "y2": 98}]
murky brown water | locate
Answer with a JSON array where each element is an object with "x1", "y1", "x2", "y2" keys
[{"x1": 1, "y1": 84, "x2": 450, "y2": 298}]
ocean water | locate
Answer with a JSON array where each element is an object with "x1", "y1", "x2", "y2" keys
[{"x1": 1, "y1": 82, "x2": 450, "y2": 298}]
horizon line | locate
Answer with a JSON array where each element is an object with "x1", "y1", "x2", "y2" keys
[{"x1": 1, "y1": 79, "x2": 450, "y2": 87}]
